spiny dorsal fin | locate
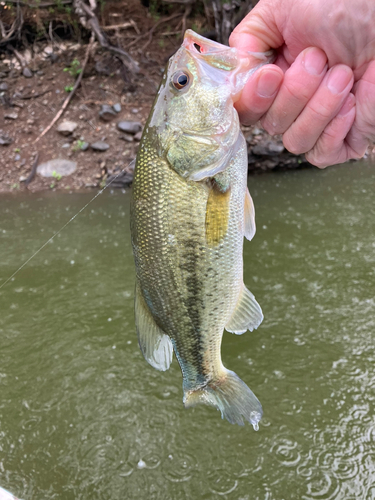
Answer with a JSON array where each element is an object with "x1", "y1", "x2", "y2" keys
[
  {"x1": 244, "y1": 187, "x2": 256, "y2": 241},
  {"x1": 205, "y1": 184, "x2": 231, "y2": 247},
  {"x1": 135, "y1": 282, "x2": 173, "y2": 371},
  {"x1": 225, "y1": 284, "x2": 263, "y2": 334}
]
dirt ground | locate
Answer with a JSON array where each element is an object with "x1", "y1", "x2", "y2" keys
[{"x1": 0, "y1": 0, "x2": 370, "y2": 194}]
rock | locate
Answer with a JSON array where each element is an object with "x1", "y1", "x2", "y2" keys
[
  {"x1": 119, "y1": 133, "x2": 134, "y2": 142},
  {"x1": 113, "y1": 103, "x2": 121, "y2": 113},
  {"x1": 36, "y1": 70, "x2": 44, "y2": 76},
  {"x1": 252, "y1": 141, "x2": 285, "y2": 156},
  {"x1": 57, "y1": 120, "x2": 78, "y2": 136},
  {"x1": 0, "y1": 82, "x2": 8, "y2": 91},
  {"x1": 99, "y1": 104, "x2": 117, "y2": 121},
  {"x1": 117, "y1": 121, "x2": 142, "y2": 135},
  {"x1": 14, "y1": 154, "x2": 21, "y2": 161},
  {"x1": 134, "y1": 131, "x2": 143, "y2": 142},
  {"x1": 106, "y1": 169, "x2": 134, "y2": 188},
  {"x1": 80, "y1": 142, "x2": 89, "y2": 151},
  {"x1": 37, "y1": 159, "x2": 77, "y2": 177},
  {"x1": 91, "y1": 141, "x2": 110, "y2": 152},
  {"x1": 5, "y1": 112, "x2": 18, "y2": 120},
  {"x1": 62, "y1": 143, "x2": 70, "y2": 149},
  {"x1": 131, "y1": 108, "x2": 139, "y2": 114},
  {"x1": 0, "y1": 132, "x2": 12, "y2": 145},
  {"x1": 22, "y1": 68, "x2": 33, "y2": 78}
]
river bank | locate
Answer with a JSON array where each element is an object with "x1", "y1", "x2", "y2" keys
[{"x1": 0, "y1": 0, "x2": 372, "y2": 194}]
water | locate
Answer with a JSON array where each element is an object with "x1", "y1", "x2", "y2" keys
[{"x1": 0, "y1": 163, "x2": 374, "y2": 500}]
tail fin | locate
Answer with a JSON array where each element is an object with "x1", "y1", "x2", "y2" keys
[{"x1": 183, "y1": 369, "x2": 262, "y2": 429}]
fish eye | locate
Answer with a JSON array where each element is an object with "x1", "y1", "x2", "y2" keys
[{"x1": 171, "y1": 70, "x2": 190, "y2": 90}]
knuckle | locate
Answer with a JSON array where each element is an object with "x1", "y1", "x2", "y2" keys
[
  {"x1": 307, "y1": 101, "x2": 336, "y2": 122},
  {"x1": 284, "y1": 80, "x2": 314, "y2": 103}
]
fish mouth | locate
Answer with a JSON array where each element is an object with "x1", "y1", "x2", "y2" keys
[
  {"x1": 182, "y1": 30, "x2": 239, "y2": 72},
  {"x1": 181, "y1": 30, "x2": 274, "y2": 99}
]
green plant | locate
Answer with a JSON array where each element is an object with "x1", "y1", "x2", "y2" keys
[
  {"x1": 14, "y1": 148, "x2": 20, "y2": 153},
  {"x1": 11, "y1": 183, "x2": 19, "y2": 190},
  {"x1": 158, "y1": 39, "x2": 165, "y2": 48},
  {"x1": 52, "y1": 170, "x2": 62, "y2": 181},
  {"x1": 72, "y1": 139, "x2": 85, "y2": 152},
  {"x1": 63, "y1": 58, "x2": 82, "y2": 78},
  {"x1": 64, "y1": 85, "x2": 74, "y2": 93},
  {"x1": 50, "y1": 182, "x2": 55, "y2": 189}
]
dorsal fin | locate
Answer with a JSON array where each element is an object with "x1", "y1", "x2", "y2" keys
[{"x1": 225, "y1": 284, "x2": 263, "y2": 334}]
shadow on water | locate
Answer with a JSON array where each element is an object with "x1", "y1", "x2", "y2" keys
[{"x1": 0, "y1": 162, "x2": 374, "y2": 499}]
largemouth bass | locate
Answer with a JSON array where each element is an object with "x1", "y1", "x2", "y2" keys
[{"x1": 131, "y1": 30, "x2": 270, "y2": 428}]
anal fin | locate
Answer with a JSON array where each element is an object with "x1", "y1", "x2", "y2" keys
[
  {"x1": 135, "y1": 283, "x2": 173, "y2": 371},
  {"x1": 225, "y1": 284, "x2": 263, "y2": 334}
]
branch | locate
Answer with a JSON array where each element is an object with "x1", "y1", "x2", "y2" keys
[
  {"x1": 32, "y1": 33, "x2": 94, "y2": 145},
  {"x1": 73, "y1": 0, "x2": 139, "y2": 74}
]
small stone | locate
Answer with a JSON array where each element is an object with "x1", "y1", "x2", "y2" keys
[
  {"x1": 26, "y1": 118, "x2": 35, "y2": 125},
  {"x1": 252, "y1": 141, "x2": 285, "y2": 156},
  {"x1": 22, "y1": 67, "x2": 33, "y2": 78},
  {"x1": 36, "y1": 70, "x2": 44, "y2": 76},
  {"x1": 57, "y1": 120, "x2": 78, "y2": 136},
  {"x1": 80, "y1": 142, "x2": 89, "y2": 151},
  {"x1": 37, "y1": 159, "x2": 77, "y2": 177},
  {"x1": 131, "y1": 108, "x2": 139, "y2": 114},
  {"x1": 0, "y1": 82, "x2": 8, "y2": 91},
  {"x1": 91, "y1": 141, "x2": 110, "y2": 152},
  {"x1": 62, "y1": 143, "x2": 70, "y2": 149},
  {"x1": 42, "y1": 100, "x2": 48, "y2": 106},
  {"x1": 0, "y1": 72, "x2": 7, "y2": 79},
  {"x1": 119, "y1": 133, "x2": 134, "y2": 142},
  {"x1": 5, "y1": 112, "x2": 18, "y2": 120},
  {"x1": 99, "y1": 104, "x2": 117, "y2": 121},
  {"x1": 14, "y1": 154, "x2": 21, "y2": 161},
  {"x1": 0, "y1": 130, "x2": 13, "y2": 146},
  {"x1": 112, "y1": 103, "x2": 121, "y2": 113},
  {"x1": 117, "y1": 121, "x2": 142, "y2": 134},
  {"x1": 134, "y1": 131, "x2": 143, "y2": 142},
  {"x1": 19, "y1": 175, "x2": 28, "y2": 182}
]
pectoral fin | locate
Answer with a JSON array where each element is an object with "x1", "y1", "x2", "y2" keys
[
  {"x1": 205, "y1": 184, "x2": 231, "y2": 246},
  {"x1": 135, "y1": 283, "x2": 173, "y2": 371},
  {"x1": 244, "y1": 187, "x2": 256, "y2": 241},
  {"x1": 225, "y1": 285, "x2": 263, "y2": 334}
]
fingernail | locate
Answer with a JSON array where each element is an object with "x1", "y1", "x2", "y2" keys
[
  {"x1": 303, "y1": 47, "x2": 327, "y2": 75},
  {"x1": 257, "y1": 70, "x2": 281, "y2": 98},
  {"x1": 337, "y1": 94, "x2": 355, "y2": 117},
  {"x1": 327, "y1": 65, "x2": 353, "y2": 94}
]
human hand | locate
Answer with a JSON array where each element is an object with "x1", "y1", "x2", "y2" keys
[{"x1": 229, "y1": 0, "x2": 375, "y2": 167}]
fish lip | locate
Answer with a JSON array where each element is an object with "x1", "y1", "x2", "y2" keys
[{"x1": 183, "y1": 29, "x2": 235, "y2": 56}]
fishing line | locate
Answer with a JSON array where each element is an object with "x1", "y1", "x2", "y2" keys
[{"x1": 0, "y1": 163, "x2": 133, "y2": 290}]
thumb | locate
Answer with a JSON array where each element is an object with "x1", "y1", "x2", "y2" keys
[{"x1": 229, "y1": 1, "x2": 284, "y2": 53}]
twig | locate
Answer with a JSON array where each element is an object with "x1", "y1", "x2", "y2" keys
[
  {"x1": 74, "y1": 0, "x2": 139, "y2": 73},
  {"x1": 33, "y1": 33, "x2": 94, "y2": 146},
  {"x1": 25, "y1": 153, "x2": 39, "y2": 187},
  {"x1": 127, "y1": 12, "x2": 182, "y2": 50},
  {"x1": 19, "y1": 89, "x2": 52, "y2": 100},
  {"x1": 1, "y1": 0, "x2": 72, "y2": 6}
]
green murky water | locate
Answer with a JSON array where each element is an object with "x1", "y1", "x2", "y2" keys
[{"x1": 1, "y1": 162, "x2": 374, "y2": 500}]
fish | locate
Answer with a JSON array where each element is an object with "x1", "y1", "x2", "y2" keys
[
  {"x1": 0, "y1": 486, "x2": 21, "y2": 500},
  {"x1": 130, "y1": 30, "x2": 271, "y2": 428}
]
